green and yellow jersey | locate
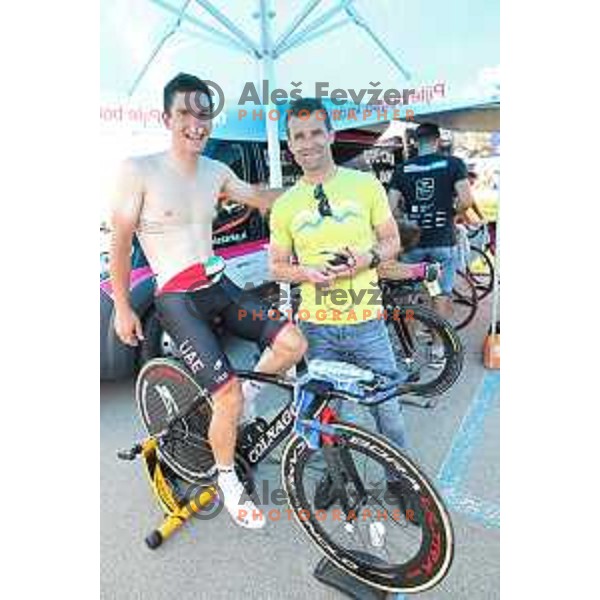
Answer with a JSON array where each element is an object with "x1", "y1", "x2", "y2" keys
[{"x1": 270, "y1": 167, "x2": 392, "y2": 325}]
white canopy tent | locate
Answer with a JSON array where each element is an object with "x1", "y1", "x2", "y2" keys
[
  {"x1": 105, "y1": 0, "x2": 414, "y2": 186},
  {"x1": 101, "y1": 0, "x2": 500, "y2": 356}
]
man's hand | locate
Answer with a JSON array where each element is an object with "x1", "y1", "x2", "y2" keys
[
  {"x1": 323, "y1": 247, "x2": 371, "y2": 279},
  {"x1": 222, "y1": 170, "x2": 284, "y2": 213},
  {"x1": 300, "y1": 266, "x2": 336, "y2": 285},
  {"x1": 114, "y1": 306, "x2": 145, "y2": 347}
]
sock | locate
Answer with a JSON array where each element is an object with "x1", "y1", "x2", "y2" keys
[
  {"x1": 217, "y1": 464, "x2": 265, "y2": 529},
  {"x1": 217, "y1": 465, "x2": 243, "y2": 502},
  {"x1": 216, "y1": 464, "x2": 235, "y2": 473}
]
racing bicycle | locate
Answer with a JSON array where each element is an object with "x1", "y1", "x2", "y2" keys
[
  {"x1": 464, "y1": 222, "x2": 496, "y2": 301},
  {"x1": 379, "y1": 277, "x2": 464, "y2": 400},
  {"x1": 127, "y1": 357, "x2": 454, "y2": 594}
]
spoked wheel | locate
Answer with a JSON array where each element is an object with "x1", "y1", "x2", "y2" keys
[
  {"x1": 136, "y1": 359, "x2": 216, "y2": 483},
  {"x1": 451, "y1": 271, "x2": 478, "y2": 330},
  {"x1": 466, "y1": 246, "x2": 495, "y2": 301},
  {"x1": 282, "y1": 423, "x2": 454, "y2": 594},
  {"x1": 384, "y1": 303, "x2": 464, "y2": 399}
]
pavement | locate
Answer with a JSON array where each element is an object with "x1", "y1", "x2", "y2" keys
[{"x1": 101, "y1": 296, "x2": 499, "y2": 599}]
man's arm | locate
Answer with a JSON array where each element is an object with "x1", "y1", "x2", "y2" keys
[
  {"x1": 355, "y1": 216, "x2": 402, "y2": 271},
  {"x1": 221, "y1": 167, "x2": 284, "y2": 213},
  {"x1": 269, "y1": 242, "x2": 334, "y2": 285},
  {"x1": 388, "y1": 187, "x2": 405, "y2": 222},
  {"x1": 373, "y1": 216, "x2": 402, "y2": 262},
  {"x1": 356, "y1": 177, "x2": 402, "y2": 270},
  {"x1": 109, "y1": 159, "x2": 145, "y2": 346},
  {"x1": 326, "y1": 214, "x2": 401, "y2": 278}
]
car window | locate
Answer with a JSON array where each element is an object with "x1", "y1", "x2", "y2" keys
[{"x1": 204, "y1": 140, "x2": 247, "y2": 179}]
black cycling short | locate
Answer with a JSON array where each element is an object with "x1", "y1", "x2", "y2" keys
[{"x1": 154, "y1": 276, "x2": 290, "y2": 394}]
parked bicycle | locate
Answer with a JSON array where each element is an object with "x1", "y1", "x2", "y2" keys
[
  {"x1": 125, "y1": 356, "x2": 454, "y2": 594},
  {"x1": 464, "y1": 222, "x2": 496, "y2": 301},
  {"x1": 380, "y1": 259, "x2": 477, "y2": 333},
  {"x1": 378, "y1": 263, "x2": 464, "y2": 400}
]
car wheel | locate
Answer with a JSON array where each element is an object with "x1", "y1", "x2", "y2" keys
[{"x1": 139, "y1": 308, "x2": 177, "y2": 365}]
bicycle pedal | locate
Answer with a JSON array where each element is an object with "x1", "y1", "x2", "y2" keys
[{"x1": 117, "y1": 444, "x2": 142, "y2": 460}]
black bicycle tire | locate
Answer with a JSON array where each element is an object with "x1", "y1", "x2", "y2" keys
[
  {"x1": 451, "y1": 271, "x2": 478, "y2": 330},
  {"x1": 384, "y1": 303, "x2": 464, "y2": 398},
  {"x1": 281, "y1": 422, "x2": 454, "y2": 593},
  {"x1": 136, "y1": 358, "x2": 216, "y2": 483},
  {"x1": 467, "y1": 246, "x2": 495, "y2": 301}
]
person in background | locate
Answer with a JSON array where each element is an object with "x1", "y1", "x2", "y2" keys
[{"x1": 387, "y1": 123, "x2": 475, "y2": 320}]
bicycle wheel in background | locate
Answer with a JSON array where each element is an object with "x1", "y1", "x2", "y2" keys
[
  {"x1": 451, "y1": 271, "x2": 478, "y2": 330},
  {"x1": 384, "y1": 303, "x2": 464, "y2": 399},
  {"x1": 467, "y1": 246, "x2": 495, "y2": 301},
  {"x1": 282, "y1": 422, "x2": 454, "y2": 594}
]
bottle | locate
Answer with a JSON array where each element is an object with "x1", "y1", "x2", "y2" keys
[{"x1": 204, "y1": 256, "x2": 225, "y2": 281}]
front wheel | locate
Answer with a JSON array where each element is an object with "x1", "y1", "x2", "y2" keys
[
  {"x1": 385, "y1": 303, "x2": 464, "y2": 398},
  {"x1": 467, "y1": 246, "x2": 495, "y2": 301},
  {"x1": 451, "y1": 271, "x2": 478, "y2": 330},
  {"x1": 281, "y1": 423, "x2": 454, "y2": 594}
]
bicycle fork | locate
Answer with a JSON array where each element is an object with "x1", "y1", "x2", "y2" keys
[{"x1": 322, "y1": 444, "x2": 368, "y2": 527}]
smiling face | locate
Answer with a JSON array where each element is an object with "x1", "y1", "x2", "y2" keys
[
  {"x1": 163, "y1": 91, "x2": 213, "y2": 156},
  {"x1": 287, "y1": 112, "x2": 335, "y2": 174}
]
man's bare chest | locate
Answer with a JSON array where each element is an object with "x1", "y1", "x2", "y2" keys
[{"x1": 141, "y1": 170, "x2": 222, "y2": 226}]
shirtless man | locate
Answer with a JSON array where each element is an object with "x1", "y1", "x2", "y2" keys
[{"x1": 109, "y1": 73, "x2": 307, "y2": 529}]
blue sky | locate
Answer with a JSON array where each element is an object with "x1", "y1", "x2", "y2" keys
[{"x1": 101, "y1": 0, "x2": 499, "y2": 105}]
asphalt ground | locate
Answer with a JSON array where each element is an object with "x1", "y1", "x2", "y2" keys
[{"x1": 101, "y1": 296, "x2": 499, "y2": 599}]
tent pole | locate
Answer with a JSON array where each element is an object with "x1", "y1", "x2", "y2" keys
[
  {"x1": 490, "y1": 169, "x2": 500, "y2": 334},
  {"x1": 273, "y1": 0, "x2": 323, "y2": 54},
  {"x1": 128, "y1": 0, "x2": 193, "y2": 96},
  {"x1": 259, "y1": 0, "x2": 291, "y2": 379},
  {"x1": 194, "y1": 0, "x2": 261, "y2": 57},
  {"x1": 275, "y1": 0, "x2": 353, "y2": 57},
  {"x1": 281, "y1": 18, "x2": 349, "y2": 52},
  {"x1": 150, "y1": 0, "x2": 254, "y2": 55},
  {"x1": 258, "y1": 0, "x2": 282, "y2": 189},
  {"x1": 344, "y1": 3, "x2": 411, "y2": 81}
]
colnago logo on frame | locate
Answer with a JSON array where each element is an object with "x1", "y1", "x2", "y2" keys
[{"x1": 248, "y1": 407, "x2": 295, "y2": 463}]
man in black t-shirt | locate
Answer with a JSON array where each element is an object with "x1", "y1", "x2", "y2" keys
[{"x1": 388, "y1": 123, "x2": 474, "y2": 319}]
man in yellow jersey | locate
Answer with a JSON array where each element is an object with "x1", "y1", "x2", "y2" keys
[{"x1": 269, "y1": 98, "x2": 416, "y2": 516}]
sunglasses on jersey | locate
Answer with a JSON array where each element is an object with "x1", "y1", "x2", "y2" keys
[{"x1": 314, "y1": 183, "x2": 332, "y2": 217}]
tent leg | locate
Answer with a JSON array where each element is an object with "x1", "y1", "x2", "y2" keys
[{"x1": 258, "y1": 0, "x2": 282, "y2": 188}]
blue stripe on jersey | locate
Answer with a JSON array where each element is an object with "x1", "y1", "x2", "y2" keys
[{"x1": 403, "y1": 160, "x2": 448, "y2": 173}]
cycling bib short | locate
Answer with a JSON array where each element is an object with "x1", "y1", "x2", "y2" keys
[{"x1": 155, "y1": 275, "x2": 290, "y2": 394}]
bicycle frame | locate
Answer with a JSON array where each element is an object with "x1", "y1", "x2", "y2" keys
[{"x1": 231, "y1": 371, "x2": 332, "y2": 466}]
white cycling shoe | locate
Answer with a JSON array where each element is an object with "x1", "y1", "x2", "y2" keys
[{"x1": 218, "y1": 471, "x2": 266, "y2": 530}]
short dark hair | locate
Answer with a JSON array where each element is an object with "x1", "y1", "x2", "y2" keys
[
  {"x1": 163, "y1": 73, "x2": 213, "y2": 115},
  {"x1": 415, "y1": 122, "x2": 441, "y2": 141},
  {"x1": 286, "y1": 97, "x2": 333, "y2": 135}
]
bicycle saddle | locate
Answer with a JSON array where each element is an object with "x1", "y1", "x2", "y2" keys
[{"x1": 380, "y1": 262, "x2": 442, "y2": 297}]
